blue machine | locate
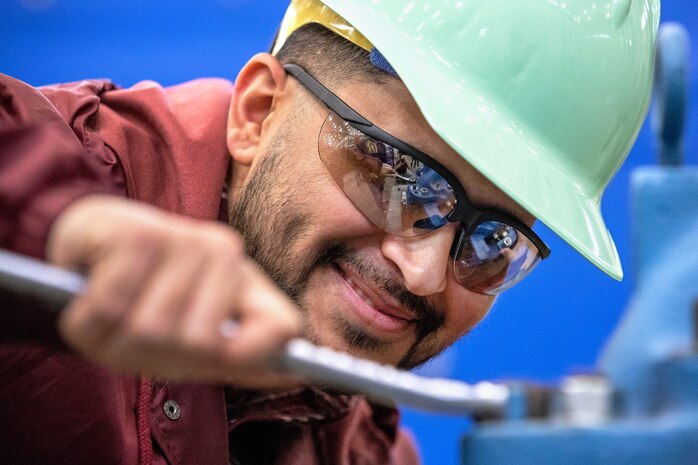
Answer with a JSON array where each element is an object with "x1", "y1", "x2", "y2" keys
[{"x1": 461, "y1": 23, "x2": 698, "y2": 465}]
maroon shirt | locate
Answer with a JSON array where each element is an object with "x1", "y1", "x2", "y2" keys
[{"x1": 0, "y1": 74, "x2": 419, "y2": 465}]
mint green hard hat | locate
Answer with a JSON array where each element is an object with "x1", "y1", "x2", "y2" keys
[{"x1": 277, "y1": 0, "x2": 660, "y2": 280}]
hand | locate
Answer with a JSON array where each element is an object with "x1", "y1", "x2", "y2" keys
[{"x1": 46, "y1": 195, "x2": 302, "y2": 387}]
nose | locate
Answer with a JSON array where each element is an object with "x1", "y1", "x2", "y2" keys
[{"x1": 380, "y1": 224, "x2": 458, "y2": 296}]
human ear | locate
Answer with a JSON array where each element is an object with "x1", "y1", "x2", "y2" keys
[{"x1": 226, "y1": 53, "x2": 288, "y2": 166}]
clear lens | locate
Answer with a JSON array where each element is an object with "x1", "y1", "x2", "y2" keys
[
  {"x1": 318, "y1": 111, "x2": 541, "y2": 295},
  {"x1": 453, "y1": 221, "x2": 542, "y2": 295},
  {"x1": 319, "y1": 112, "x2": 455, "y2": 236}
]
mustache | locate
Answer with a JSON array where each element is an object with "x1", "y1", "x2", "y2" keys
[{"x1": 309, "y1": 243, "x2": 445, "y2": 337}]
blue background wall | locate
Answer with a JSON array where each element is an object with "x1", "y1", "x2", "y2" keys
[{"x1": 2, "y1": 1, "x2": 696, "y2": 464}]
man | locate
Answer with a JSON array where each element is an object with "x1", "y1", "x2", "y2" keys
[{"x1": 0, "y1": 0, "x2": 659, "y2": 464}]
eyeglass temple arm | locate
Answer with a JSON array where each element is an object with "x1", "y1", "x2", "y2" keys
[
  {"x1": 283, "y1": 64, "x2": 375, "y2": 128},
  {"x1": 284, "y1": 64, "x2": 550, "y2": 258}
]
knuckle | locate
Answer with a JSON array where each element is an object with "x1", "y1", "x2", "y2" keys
[
  {"x1": 286, "y1": 313, "x2": 303, "y2": 334},
  {"x1": 275, "y1": 318, "x2": 301, "y2": 340},
  {"x1": 72, "y1": 292, "x2": 118, "y2": 327},
  {"x1": 90, "y1": 302, "x2": 123, "y2": 326},
  {"x1": 267, "y1": 305, "x2": 299, "y2": 329},
  {"x1": 57, "y1": 313, "x2": 83, "y2": 348},
  {"x1": 163, "y1": 221, "x2": 245, "y2": 267},
  {"x1": 205, "y1": 226, "x2": 244, "y2": 257},
  {"x1": 180, "y1": 327, "x2": 219, "y2": 356},
  {"x1": 127, "y1": 224, "x2": 164, "y2": 251},
  {"x1": 124, "y1": 317, "x2": 170, "y2": 346},
  {"x1": 92, "y1": 286, "x2": 130, "y2": 319},
  {"x1": 58, "y1": 304, "x2": 100, "y2": 351}
]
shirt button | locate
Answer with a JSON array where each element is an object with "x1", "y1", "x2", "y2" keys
[{"x1": 163, "y1": 400, "x2": 181, "y2": 420}]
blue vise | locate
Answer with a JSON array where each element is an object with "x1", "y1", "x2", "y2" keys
[{"x1": 461, "y1": 22, "x2": 698, "y2": 465}]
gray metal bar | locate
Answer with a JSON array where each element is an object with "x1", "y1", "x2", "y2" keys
[{"x1": 0, "y1": 248, "x2": 509, "y2": 416}]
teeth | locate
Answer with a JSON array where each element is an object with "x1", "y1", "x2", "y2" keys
[{"x1": 346, "y1": 276, "x2": 375, "y2": 308}]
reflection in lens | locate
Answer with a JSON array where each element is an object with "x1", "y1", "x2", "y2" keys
[
  {"x1": 318, "y1": 112, "x2": 543, "y2": 294},
  {"x1": 453, "y1": 221, "x2": 541, "y2": 295},
  {"x1": 318, "y1": 112, "x2": 455, "y2": 237}
]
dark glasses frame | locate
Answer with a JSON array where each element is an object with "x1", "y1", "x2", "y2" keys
[{"x1": 283, "y1": 63, "x2": 550, "y2": 260}]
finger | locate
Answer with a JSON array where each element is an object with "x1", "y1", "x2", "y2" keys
[
  {"x1": 99, "y1": 247, "x2": 208, "y2": 372},
  {"x1": 221, "y1": 261, "x2": 302, "y2": 366},
  {"x1": 176, "y1": 256, "x2": 300, "y2": 386},
  {"x1": 176, "y1": 251, "x2": 245, "y2": 359},
  {"x1": 58, "y1": 242, "x2": 161, "y2": 353},
  {"x1": 126, "y1": 245, "x2": 207, "y2": 339}
]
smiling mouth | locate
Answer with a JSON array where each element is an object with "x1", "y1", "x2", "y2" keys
[
  {"x1": 332, "y1": 263, "x2": 418, "y2": 331},
  {"x1": 344, "y1": 273, "x2": 376, "y2": 308}
]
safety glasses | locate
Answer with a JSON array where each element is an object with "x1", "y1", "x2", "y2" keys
[{"x1": 284, "y1": 63, "x2": 550, "y2": 295}]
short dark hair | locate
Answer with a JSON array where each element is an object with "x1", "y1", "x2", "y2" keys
[{"x1": 274, "y1": 23, "x2": 392, "y2": 86}]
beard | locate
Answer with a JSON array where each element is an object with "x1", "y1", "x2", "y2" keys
[{"x1": 228, "y1": 132, "x2": 445, "y2": 369}]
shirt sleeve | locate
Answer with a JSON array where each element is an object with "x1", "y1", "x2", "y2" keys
[{"x1": 0, "y1": 74, "x2": 126, "y2": 259}]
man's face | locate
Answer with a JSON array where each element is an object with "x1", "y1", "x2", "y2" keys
[{"x1": 228, "y1": 69, "x2": 535, "y2": 369}]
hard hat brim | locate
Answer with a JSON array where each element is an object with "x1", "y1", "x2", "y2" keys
[{"x1": 405, "y1": 60, "x2": 624, "y2": 280}]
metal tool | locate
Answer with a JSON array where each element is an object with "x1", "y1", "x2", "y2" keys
[{"x1": 0, "y1": 248, "x2": 509, "y2": 417}]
